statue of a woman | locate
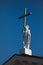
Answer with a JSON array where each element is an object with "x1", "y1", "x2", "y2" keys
[{"x1": 22, "y1": 25, "x2": 31, "y2": 49}]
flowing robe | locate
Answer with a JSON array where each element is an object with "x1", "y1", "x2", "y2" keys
[{"x1": 23, "y1": 25, "x2": 31, "y2": 49}]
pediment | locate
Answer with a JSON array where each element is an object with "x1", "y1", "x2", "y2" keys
[{"x1": 13, "y1": 60, "x2": 30, "y2": 65}]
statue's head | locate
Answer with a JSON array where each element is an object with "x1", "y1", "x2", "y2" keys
[
  {"x1": 26, "y1": 25, "x2": 29, "y2": 29},
  {"x1": 23, "y1": 25, "x2": 30, "y2": 31},
  {"x1": 25, "y1": 25, "x2": 29, "y2": 31}
]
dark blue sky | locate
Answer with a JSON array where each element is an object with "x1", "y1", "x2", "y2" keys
[{"x1": 0, "y1": 0, "x2": 43, "y2": 64}]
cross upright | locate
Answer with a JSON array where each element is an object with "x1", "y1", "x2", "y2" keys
[{"x1": 19, "y1": 8, "x2": 32, "y2": 28}]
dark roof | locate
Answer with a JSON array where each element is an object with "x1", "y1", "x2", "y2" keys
[{"x1": 3, "y1": 54, "x2": 43, "y2": 65}]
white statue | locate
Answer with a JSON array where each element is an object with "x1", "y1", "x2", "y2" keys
[
  {"x1": 19, "y1": 8, "x2": 32, "y2": 55},
  {"x1": 23, "y1": 25, "x2": 31, "y2": 49}
]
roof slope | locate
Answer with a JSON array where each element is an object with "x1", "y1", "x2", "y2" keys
[{"x1": 3, "y1": 54, "x2": 43, "y2": 65}]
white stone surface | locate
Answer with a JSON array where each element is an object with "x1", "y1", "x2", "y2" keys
[
  {"x1": 20, "y1": 25, "x2": 32, "y2": 55},
  {"x1": 20, "y1": 48, "x2": 32, "y2": 55},
  {"x1": 23, "y1": 25, "x2": 31, "y2": 49}
]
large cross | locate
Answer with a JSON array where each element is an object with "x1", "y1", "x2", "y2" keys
[{"x1": 19, "y1": 8, "x2": 32, "y2": 27}]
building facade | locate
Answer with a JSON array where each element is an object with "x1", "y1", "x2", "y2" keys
[{"x1": 3, "y1": 54, "x2": 43, "y2": 65}]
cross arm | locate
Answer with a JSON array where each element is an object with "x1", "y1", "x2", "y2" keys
[{"x1": 19, "y1": 11, "x2": 32, "y2": 19}]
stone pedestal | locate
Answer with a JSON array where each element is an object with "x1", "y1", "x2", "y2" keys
[{"x1": 20, "y1": 48, "x2": 32, "y2": 55}]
